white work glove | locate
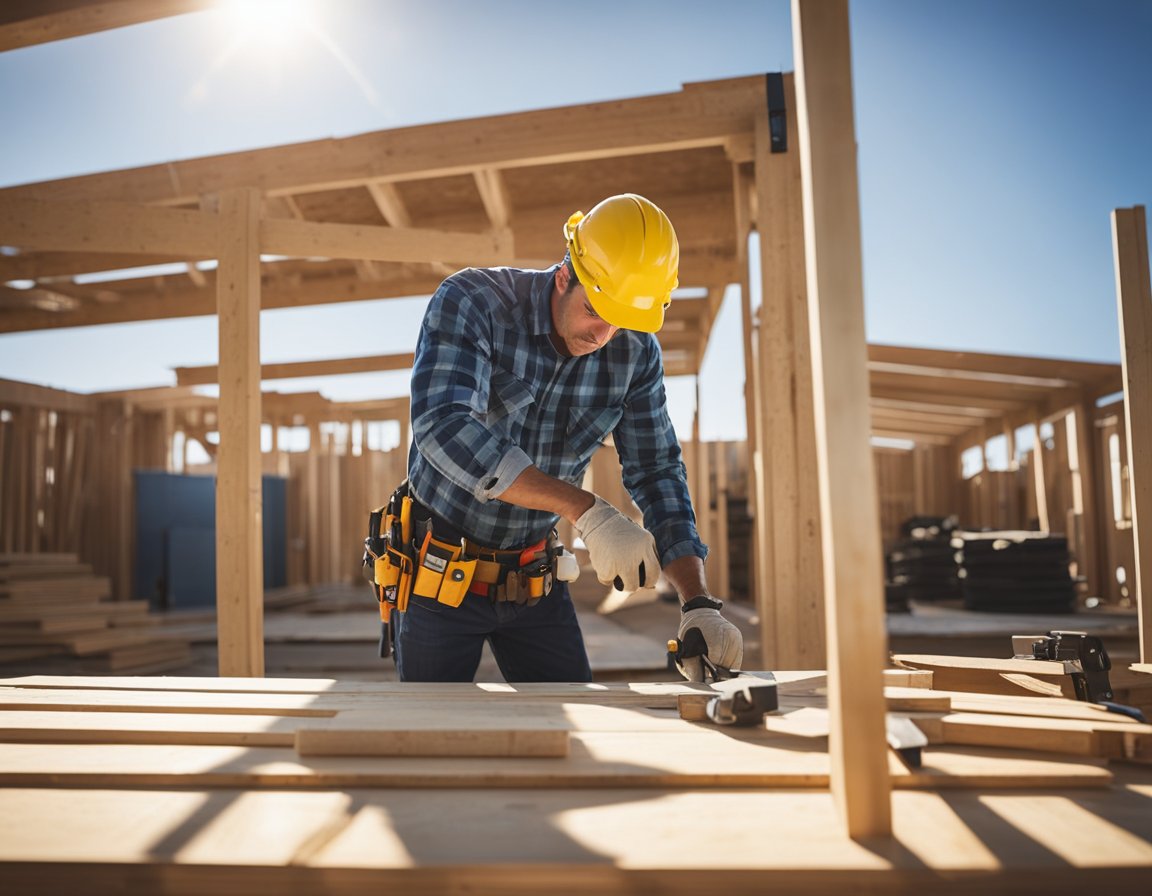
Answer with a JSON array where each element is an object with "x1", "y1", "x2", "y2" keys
[
  {"x1": 574, "y1": 496, "x2": 661, "y2": 592},
  {"x1": 676, "y1": 601, "x2": 743, "y2": 682}
]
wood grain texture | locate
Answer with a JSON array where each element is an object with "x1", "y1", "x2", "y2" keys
[{"x1": 792, "y1": 0, "x2": 892, "y2": 836}]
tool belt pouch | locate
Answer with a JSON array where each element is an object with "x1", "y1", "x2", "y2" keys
[
  {"x1": 437, "y1": 558, "x2": 477, "y2": 607},
  {"x1": 412, "y1": 534, "x2": 464, "y2": 603}
]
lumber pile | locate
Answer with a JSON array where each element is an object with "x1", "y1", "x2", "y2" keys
[
  {"x1": 0, "y1": 554, "x2": 192, "y2": 673},
  {"x1": 953, "y1": 530, "x2": 1076, "y2": 613},
  {"x1": 884, "y1": 515, "x2": 961, "y2": 610}
]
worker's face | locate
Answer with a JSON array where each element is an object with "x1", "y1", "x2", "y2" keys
[{"x1": 550, "y1": 267, "x2": 619, "y2": 357}]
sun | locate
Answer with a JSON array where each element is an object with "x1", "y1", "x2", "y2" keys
[{"x1": 216, "y1": 0, "x2": 318, "y2": 55}]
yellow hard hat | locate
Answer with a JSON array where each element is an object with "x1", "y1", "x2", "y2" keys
[{"x1": 562, "y1": 193, "x2": 679, "y2": 333}]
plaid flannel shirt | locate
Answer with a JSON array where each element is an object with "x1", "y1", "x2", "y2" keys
[{"x1": 407, "y1": 264, "x2": 706, "y2": 566}]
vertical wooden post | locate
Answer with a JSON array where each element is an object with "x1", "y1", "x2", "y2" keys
[
  {"x1": 754, "y1": 73, "x2": 825, "y2": 670},
  {"x1": 1112, "y1": 206, "x2": 1152, "y2": 662},
  {"x1": 715, "y1": 442, "x2": 731, "y2": 598},
  {"x1": 306, "y1": 419, "x2": 321, "y2": 585},
  {"x1": 733, "y1": 164, "x2": 764, "y2": 614},
  {"x1": 1032, "y1": 422, "x2": 1051, "y2": 531},
  {"x1": 215, "y1": 187, "x2": 264, "y2": 677},
  {"x1": 792, "y1": 0, "x2": 892, "y2": 837},
  {"x1": 692, "y1": 379, "x2": 712, "y2": 554}
]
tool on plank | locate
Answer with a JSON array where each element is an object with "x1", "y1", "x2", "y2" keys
[
  {"x1": 1011, "y1": 630, "x2": 1146, "y2": 722},
  {"x1": 668, "y1": 629, "x2": 778, "y2": 726}
]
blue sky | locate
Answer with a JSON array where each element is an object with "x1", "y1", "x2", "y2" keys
[{"x1": 0, "y1": 0, "x2": 1149, "y2": 440}]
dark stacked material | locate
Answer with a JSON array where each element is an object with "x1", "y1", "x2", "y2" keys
[
  {"x1": 952, "y1": 530, "x2": 1076, "y2": 613},
  {"x1": 884, "y1": 516, "x2": 962, "y2": 612}
]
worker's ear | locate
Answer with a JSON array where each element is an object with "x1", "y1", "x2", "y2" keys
[{"x1": 555, "y1": 263, "x2": 570, "y2": 292}]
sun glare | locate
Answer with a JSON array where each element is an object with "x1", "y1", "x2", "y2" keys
[{"x1": 217, "y1": 0, "x2": 318, "y2": 54}]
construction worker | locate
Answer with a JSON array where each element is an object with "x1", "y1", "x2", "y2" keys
[{"x1": 395, "y1": 193, "x2": 742, "y2": 683}]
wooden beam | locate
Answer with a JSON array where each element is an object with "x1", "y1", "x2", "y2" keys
[
  {"x1": 1112, "y1": 206, "x2": 1152, "y2": 663},
  {"x1": 732, "y1": 164, "x2": 761, "y2": 606},
  {"x1": 1, "y1": 78, "x2": 761, "y2": 206},
  {"x1": 214, "y1": 189, "x2": 264, "y2": 678},
  {"x1": 793, "y1": 0, "x2": 892, "y2": 837},
  {"x1": 0, "y1": 0, "x2": 214, "y2": 52},
  {"x1": 0, "y1": 251, "x2": 200, "y2": 281},
  {"x1": 0, "y1": 196, "x2": 216, "y2": 256},
  {"x1": 753, "y1": 74, "x2": 825, "y2": 672},
  {"x1": 365, "y1": 182, "x2": 413, "y2": 228},
  {"x1": 0, "y1": 378, "x2": 90, "y2": 414},
  {"x1": 260, "y1": 217, "x2": 514, "y2": 266},
  {"x1": 174, "y1": 353, "x2": 415, "y2": 386},
  {"x1": 0, "y1": 269, "x2": 447, "y2": 334},
  {"x1": 868, "y1": 343, "x2": 1122, "y2": 389},
  {"x1": 473, "y1": 169, "x2": 513, "y2": 229}
]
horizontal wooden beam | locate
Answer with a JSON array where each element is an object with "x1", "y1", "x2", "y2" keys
[
  {"x1": 260, "y1": 217, "x2": 515, "y2": 265},
  {"x1": 868, "y1": 343, "x2": 1120, "y2": 388},
  {"x1": 868, "y1": 396, "x2": 1005, "y2": 419},
  {"x1": 870, "y1": 428, "x2": 955, "y2": 447},
  {"x1": 1, "y1": 78, "x2": 761, "y2": 206},
  {"x1": 174, "y1": 353, "x2": 416, "y2": 386},
  {"x1": 0, "y1": 376, "x2": 90, "y2": 413},
  {"x1": 0, "y1": 251, "x2": 202, "y2": 282},
  {"x1": 0, "y1": 196, "x2": 216, "y2": 256},
  {"x1": 0, "y1": 196, "x2": 519, "y2": 267},
  {"x1": 0, "y1": 0, "x2": 214, "y2": 52}
]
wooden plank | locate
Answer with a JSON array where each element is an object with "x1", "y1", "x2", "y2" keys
[
  {"x1": 215, "y1": 188, "x2": 265, "y2": 677},
  {"x1": 0, "y1": 671, "x2": 926, "y2": 695},
  {"x1": 907, "y1": 710, "x2": 1151, "y2": 759},
  {"x1": 792, "y1": 0, "x2": 892, "y2": 836},
  {"x1": 0, "y1": 737, "x2": 1113, "y2": 792},
  {"x1": 1112, "y1": 206, "x2": 1152, "y2": 663},
  {"x1": 295, "y1": 707, "x2": 570, "y2": 758},
  {"x1": 0, "y1": 710, "x2": 297, "y2": 746}
]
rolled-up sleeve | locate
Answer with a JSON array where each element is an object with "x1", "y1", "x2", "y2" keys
[
  {"x1": 612, "y1": 339, "x2": 708, "y2": 566},
  {"x1": 410, "y1": 280, "x2": 532, "y2": 502}
]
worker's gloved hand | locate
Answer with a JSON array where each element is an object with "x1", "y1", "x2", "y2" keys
[
  {"x1": 676, "y1": 603, "x2": 743, "y2": 682},
  {"x1": 574, "y1": 496, "x2": 660, "y2": 592}
]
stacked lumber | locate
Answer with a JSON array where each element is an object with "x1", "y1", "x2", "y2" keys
[
  {"x1": 953, "y1": 530, "x2": 1076, "y2": 613},
  {"x1": 884, "y1": 515, "x2": 961, "y2": 610},
  {"x1": 0, "y1": 554, "x2": 192, "y2": 673}
]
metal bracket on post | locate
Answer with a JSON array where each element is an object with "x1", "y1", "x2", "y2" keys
[{"x1": 766, "y1": 72, "x2": 787, "y2": 153}]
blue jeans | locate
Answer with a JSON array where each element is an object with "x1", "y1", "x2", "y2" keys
[{"x1": 394, "y1": 582, "x2": 592, "y2": 682}]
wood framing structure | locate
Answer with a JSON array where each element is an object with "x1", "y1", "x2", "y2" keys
[{"x1": 2, "y1": 0, "x2": 1150, "y2": 851}]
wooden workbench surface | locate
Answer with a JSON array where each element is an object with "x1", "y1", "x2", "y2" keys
[{"x1": 0, "y1": 673, "x2": 1149, "y2": 894}]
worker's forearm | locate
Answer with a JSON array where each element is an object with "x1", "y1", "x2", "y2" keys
[
  {"x1": 497, "y1": 465, "x2": 597, "y2": 525},
  {"x1": 661, "y1": 554, "x2": 710, "y2": 604}
]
